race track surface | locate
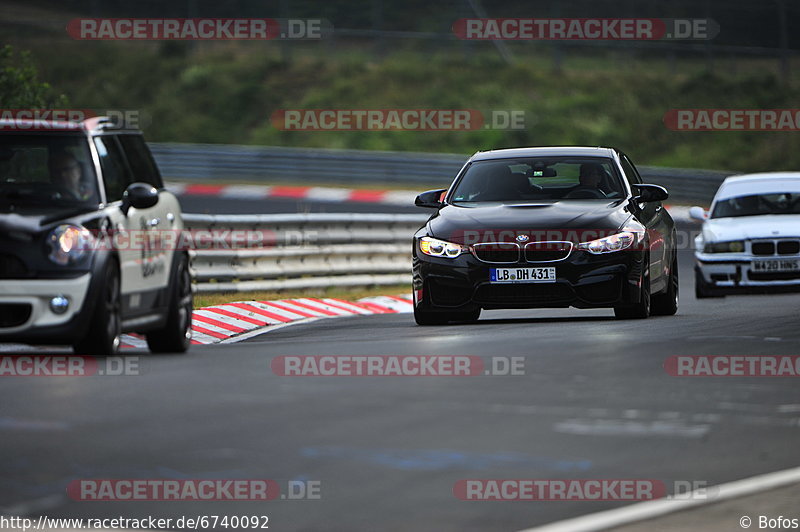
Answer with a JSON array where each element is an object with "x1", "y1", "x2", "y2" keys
[{"x1": 2, "y1": 248, "x2": 799, "y2": 531}]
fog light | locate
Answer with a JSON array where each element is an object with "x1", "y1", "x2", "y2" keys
[{"x1": 50, "y1": 296, "x2": 70, "y2": 314}]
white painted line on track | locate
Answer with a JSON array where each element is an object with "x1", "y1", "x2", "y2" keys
[
  {"x1": 517, "y1": 465, "x2": 800, "y2": 532},
  {"x1": 219, "y1": 317, "x2": 324, "y2": 343}
]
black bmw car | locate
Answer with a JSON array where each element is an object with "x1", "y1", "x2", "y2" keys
[{"x1": 412, "y1": 146, "x2": 678, "y2": 324}]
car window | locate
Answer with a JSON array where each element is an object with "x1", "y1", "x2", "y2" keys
[
  {"x1": 619, "y1": 154, "x2": 642, "y2": 190},
  {"x1": 0, "y1": 134, "x2": 99, "y2": 209},
  {"x1": 711, "y1": 193, "x2": 800, "y2": 218},
  {"x1": 450, "y1": 157, "x2": 624, "y2": 203},
  {"x1": 118, "y1": 135, "x2": 163, "y2": 189},
  {"x1": 94, "y1": 136, "x2": 132, "y2": 203}
]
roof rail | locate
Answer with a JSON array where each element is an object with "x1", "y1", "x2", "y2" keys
[{"x1": 88, "y1": 115, "x2": 138, "y2": 132}]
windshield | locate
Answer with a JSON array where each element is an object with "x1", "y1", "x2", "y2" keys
[
  {"x1": 0, "y1": 134, "x2": 99, "y2": 211},
  {"x1": 711, "y1": 193, "x2": 800, "y2": 218},
  {"x1": 449, "y1": 157, "x2": 625, "y2": 204}
]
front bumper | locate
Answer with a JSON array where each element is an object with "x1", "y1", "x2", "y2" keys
[
  {"x1": 413, "y1": 244, "x2": 645, "y2": 311},
  {"x1": 0, "y1": 274, "x2": 93, "y2": 342},
  {"x1": 695, "y1": 252, "x2": 800, "y2": 289}
]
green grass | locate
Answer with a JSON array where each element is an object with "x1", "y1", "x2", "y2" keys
[{"x1": 5, "y1": 23, "x2": 800, "y2": 174}]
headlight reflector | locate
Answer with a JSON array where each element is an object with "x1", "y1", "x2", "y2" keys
[
  {"x1": 47, "y1": 224, "x2": 94, "y2": 265},
  {"x1": 419, "y1": 237, "x2": 464, "y2": 258},
  {"x1": 577, "y1": 231, "x2": 638, "y2": 254},
  {"x1": 703, "y1": 240, "x2": 745, "y2": 253}
]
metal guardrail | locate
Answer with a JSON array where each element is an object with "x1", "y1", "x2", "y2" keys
[
  {"x1": 169, "y1": 144, "x2": 732, "y2": 292},
  {"x1": 150, "y1": 142, "x2": 468, "y2": 188},
  {"x1": 183, "y1": 213, "x2": 428, "y2": 293},
  {"x1": 634, "y1": 167, "x2": 729, "y2": 204},
  {"x1": 151, "y1": 142, "x2": 734, "y2": 204}
]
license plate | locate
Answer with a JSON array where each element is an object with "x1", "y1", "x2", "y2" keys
[
  {"x1": 751, "y1": 259, "x2": 800, "y2": 272},
  {"x1": 490, "y1": 267, "x2": 556, "y2": 283}
]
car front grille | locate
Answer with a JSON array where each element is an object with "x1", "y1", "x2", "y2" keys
[
  {"x1": 471, "y1": 241, "x2": 573, "y2": 264},
  {"x1": 0, "y1": 253, "x2": 29, "y2": 279},
  {"x1": 751, "y1": 241, "x2": 775, "y2": 255},
  {"x1": 751, "y1": 239, "x2": 800, "y2": 256},
  {"x1": 777, "y1": 241, "x2": 800, "y2": 255},
  {"x1": 474, "y1": 283, "x2": 573, "y2": 305},
  {"x1": 472, "y1": 243, "x2": 521, "y2": 264},
  {"x1": 524, "y1": 241, "x2": 572, "y2": 262},
  {"x1": 0, "y1": 303, "x2": 32, "y2": 328}
]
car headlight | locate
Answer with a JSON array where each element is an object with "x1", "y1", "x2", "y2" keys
[
  {"x1": 577, "y1": 231, "x2": 638, "y2": 254},
  {"x1": 419, "y1": 236, "x2": 465, "y2": 258},
  {"x1": 47, "y1": 224, "x2": 94, "y2": 265},
  {"x1": 703, "y1": 240, "x2": 745, "y2": 253}
]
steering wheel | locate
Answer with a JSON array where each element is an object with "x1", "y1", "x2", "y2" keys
[
  {"x1": 48, "y1": 184, "x2": 83, "y2": 201},
  {"x1": 565, "y1": 187, "x2": 607, "y2": 199}
]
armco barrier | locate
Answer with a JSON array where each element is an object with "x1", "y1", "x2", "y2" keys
[
  {"x1": 170, "y1": 144, "x2": 731, "y2": 293},
  {"x1": 183, "y1": 213, "x2": 428, "y2": 293},
  {"x1": 150, "y1": 143, "x2": 733, "y2": 204},
  {"x1": 183, "y1": 209, "x2": 696, "y2": 293}
]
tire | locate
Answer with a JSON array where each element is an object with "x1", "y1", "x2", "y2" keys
[
  {"x1": 73, "y1": 259, "x2": 121, "y2": 356},
  {"x1": 453, "y1": 308, "x2": 481, "y2": 323},
  {"x1": 694, "y1": 268, "x2": 724, "y2": 299},
  {"x1": 614, "y1": 266, "x2": 650, "y2": 320},
  {"x1": 414, "y1": 306, "x2": 480, "y2": 325},
  {"x1": 651, "y1": 253, "x2": 679, "y2": 316},
  {"x1": 146, "y1": 254, "x2": 193, "y2": 353},
  {"x1": 414, "y1": 306, "x2": 449, "y2": 325}
]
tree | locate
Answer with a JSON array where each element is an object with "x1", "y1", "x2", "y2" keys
[{"x1": 0, "y1": 45, "x2": 68, "y2": 108}]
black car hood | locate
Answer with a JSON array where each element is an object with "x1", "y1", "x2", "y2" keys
[
  {"x1": 0, "y1": 206, "x2": 101, "y2": 240},
  {"x1": 428, "y1": 201, "x2": 632, "y2": 244}
]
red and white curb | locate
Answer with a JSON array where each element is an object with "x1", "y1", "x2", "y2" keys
[
  {"x1": 120, "y1": 295, "x2": 413, "y2": 348},
  {"x1": 167, "y1": 182, "x2": 418, "y2": 206}
]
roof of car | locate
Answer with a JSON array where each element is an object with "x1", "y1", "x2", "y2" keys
[
  {"x1": 716, "y1": 172, "x2": 800, "y2": 200},
  {"x1": 0, "y1": 116, "x2": 140, "y2": 134},
  {"x1": 722, "y1": 172, "x2": 800, "y2": 183},
  {"x1": 469, "y1": 146, "x2": 618, "y2": 161}
]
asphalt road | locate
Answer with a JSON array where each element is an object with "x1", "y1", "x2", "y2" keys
[{"x1": 2, "y1": 248, "x2": 799, "y2": 531}]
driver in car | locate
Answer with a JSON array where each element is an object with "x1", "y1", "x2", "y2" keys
[
  {"x1": 48, "y1": 151, "x2": 96, "y2": 202},
  {"x1": 568, "y1": 163, "x2": 607, "y2": 198}
]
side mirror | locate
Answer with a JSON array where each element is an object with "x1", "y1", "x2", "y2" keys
[
  {"x1": 121, "y1": 182, "x2": 159, "y2": 214},
  {"x1": 415, "y1": 189, "x2": 447, "y2": 209},
  {"x1": 689, "y1": 206, "x2": 708, "y2": 222},
  {"x1": 633, "y1": 184, "x2": 669, "y2": 203}
]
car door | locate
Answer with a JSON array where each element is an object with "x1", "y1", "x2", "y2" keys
[
  {"x1": 93, "y1": 134, "x2": 165, "y2": 314},
  {"x1": 117, "y1": 134, "x2": 174, "y2": 296},
  {"x1": 620, "y1": 153, "x2": 671, "y2": 291}
]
